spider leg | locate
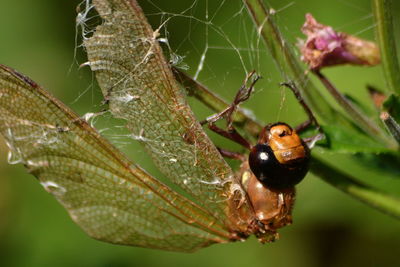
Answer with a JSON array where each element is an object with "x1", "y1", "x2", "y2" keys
[
  {"x1": 294, "y1": 119, "x2": 312, "y2": 133},
  {"x1": 280, "y1": 81, "x2": 323, "y2": 134},
  {"x1": 280, "y1": 81, "x2": 321, "y2": 132},
  {"x1": 280, "y1": 81, "x2": 324, "y2": 148},
  {"x1": 208, "y1": 123, "x2": 252, "y2": 150},
  {"x1": 200, "y1": 71, "x2": 260, "y2": 150},
  {"x1": 203, "y1": 70, "x2": 260, "y2": 129},
  {"x1": 217, "y1": 147, "x2": 246, "y2": 161}
]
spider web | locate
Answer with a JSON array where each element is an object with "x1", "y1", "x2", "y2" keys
[
  {"x1": 70, "y1": 0, "x2": 381, "y2": 177},
  {"x1": 136, "y1": 0, "x2": 379, "y2": 125}
]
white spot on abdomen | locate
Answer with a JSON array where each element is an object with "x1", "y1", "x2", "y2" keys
[{"x1": 260, "y1": 152, "x2": 268, "y2": 160}]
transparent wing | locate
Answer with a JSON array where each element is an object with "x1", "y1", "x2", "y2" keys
[
  {"x1": 84, "y1": 0, "x2": 251, "y2": 221},
  {"x1": 0, "y1": 64, "x2": 232, "y2": 252}
]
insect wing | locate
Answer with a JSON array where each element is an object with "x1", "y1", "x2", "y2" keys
[
  {"x1": 84, "y1": 0, "x2": 248, "y2": 221},
  {"x1": 0, "y1": 64, "x2": 231, "y2": 252}
]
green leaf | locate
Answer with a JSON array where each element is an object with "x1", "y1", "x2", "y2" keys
[{"x1": 320, "y1": 124, "x2": 393, "y2": 153}]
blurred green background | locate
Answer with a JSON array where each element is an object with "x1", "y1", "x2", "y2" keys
[{"x1": 0, "y1": 0, "x2": 399, "y2": 266}]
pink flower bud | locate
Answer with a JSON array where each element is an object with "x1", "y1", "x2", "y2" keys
[{"x1": 300, "y1": 13, "x2": 380, "y2": 70}]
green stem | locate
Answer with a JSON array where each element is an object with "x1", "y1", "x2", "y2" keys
[
  {"x1": 312, "y1": 157, "x2": 400, "y2": 219},
  {"x1": 242, "y1": 0, "x2": 338, "y2": 123},
  {"x1": 372, "y1": 0, "x2": 400, "y2": 95},
  {"x1": 315, "y1": 70, "x2": 393, "y2": 146}
]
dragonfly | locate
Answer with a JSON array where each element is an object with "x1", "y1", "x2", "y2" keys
[{"x1": 0, "y1": 0, "x2": 320, "y2": 252}]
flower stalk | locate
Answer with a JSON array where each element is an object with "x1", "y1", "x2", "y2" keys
[{"x1": 372, "y1": 0, "x2": 400, "y2": 95}]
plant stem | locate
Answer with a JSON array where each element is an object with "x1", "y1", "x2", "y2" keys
[
  {"x1": 314, "y1": 70, "x2": 393, "y2": 146},
  {"x1": 372, "y1": 0, "x2": 400, "y2": 95},
  {"x1": 312, "y1": 157, "x2": 400, "y2": 219},
  {"x1": 242, "y1": 0, "x2": 338, "y2": 123}
]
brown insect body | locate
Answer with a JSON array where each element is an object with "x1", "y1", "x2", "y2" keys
[
  {"x1": 249, "y1": 123, "x2": 310, "y2": 189},
  {"x1": 264, "y1": 123, "x2": 308, "y2": 164},
  {"x1": 242, "y1": 162, "x2": 295, "y2": 241},
  {"x1": 228, "y1": 123, "x2": 310, "y2": 242}
]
